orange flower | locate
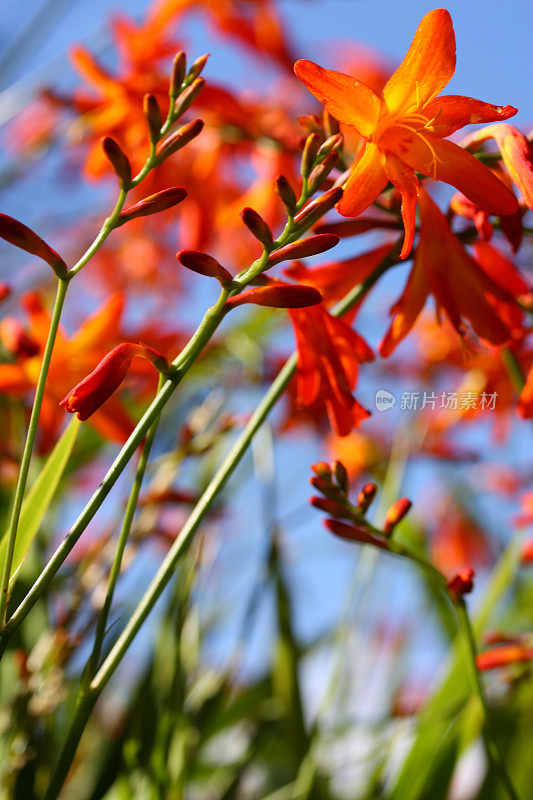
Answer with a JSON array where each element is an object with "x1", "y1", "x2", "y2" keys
[
  {"x1": 61, "y1": 343, "x2": 168, "y2": 421},
  {"x1": 379, "y1": 188, "x2": 520, "y2": 356},
  {"x1": 295, "y1": 9, "x2": 518, "y2": 258},
  {"x1": 288, "y1": 304, "x2": 373, "y2": 436}
]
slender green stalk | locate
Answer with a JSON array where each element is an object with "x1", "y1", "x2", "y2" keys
[
  {"x1": 91, "y1": 239, "x2": 404, "y2": 694},
  {"x1": 0, "y1": 277, "x2": 68, "y2": 623},
  {"x1": 86, "y1": 374, "x2": 165, "y2": 679},
  {"x1": 501, "y1": 347, "x2": 525, "y2": 395},
  {"x1": 455, "y1": 600, "x2": 522, "y2": 800}
]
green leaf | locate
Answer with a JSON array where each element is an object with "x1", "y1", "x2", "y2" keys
[{"x1": 0, "y1": 417, "x2": 80, "y2": 585}]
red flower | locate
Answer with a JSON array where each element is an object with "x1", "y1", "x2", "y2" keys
[
  {"x1": 288, "y1": 304, "x2": 373, "y2": 436},
  {"x1": 60, "y1": 343, "x2": 168, "y2": 421}
]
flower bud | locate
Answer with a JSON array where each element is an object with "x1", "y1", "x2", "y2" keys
[
  {"x1": 241, "y1": 207, "x2": 274, "y2": 249},
  {"x1": 317, "y1": 133, "x2": 343, "y2": 160},
  {"x1": 307, "y1": 151, "x2": 338, "y2": 195},
  {"x1": 60, "y1": 343, "x2": 169, "y2": 421},
  {"x1": 334, "y1": 460, "x2": 348, "y2": 493},
  {"x1": 383, "y1": 498, "x2": 412, "y2": 536},
  {"x1": 0, "y1": 282, "x2": 10, "y2": 303},
  {"x1": 356, "y1": 483, "x2": 377, "y2": 513},
  {"x1": 224, "y1": 283, "x2": 322, "y2": 311},
  {"x1": 325, "y1": 519, "x2": 389, "y2": 550},
  {"x1": 170, "y1": 52, "x2": 187, "y2": 98},
  {"x1": 310, "y1": 496, "x2": 350, "y2": 519},
  {"x1": 117, "y1": 188, "x2": 187, "y2": 226},
  {"x1": 315, "y1": 218, "x2": 401, "y2": 237},
  {"x1": 156, "y1": 119, "x2": 204, "y2": 161},
  {"x1": 311, "y1": 461, "x2": 332, "y2": 480},
  {"x1": 447, "y1": 567, "x2": 475, "y2": 602},
  {"x1": 323, "y1": 110, "x2": 340, "y2": 138},
  {"x1": 275, "y1": 175, "x2": 298, "y2": 216},
  {"x1": 309, "y1": 475, "x2": 338, "y2": 500},
  {"x1": 177, "y1": 249, "x2": 233, "y2": 287},
  {"x1": 266, "y1": 233, "x2": 339, "y2": 267},
  {"x1": 187, "y1": 53, "x2": 209, "y2": 82},
  {"x1": 301, "y1": 133, "x2": 320, "y2": 177},
  {"x1": 143, "y1": 94, "x2": 162, "y2": 143},
  {"x1": 173, "y1": 78, "x2": 205, "y2": 119},
  {"x1": 0, "y1": 213, "x2": 68, "y2": 278},
  {"x1": 293, "y1": 187, "x2": 343, "y2": 229},
  {"x1": 101, "y1": 136, "x2": 131, "y2": 189}
]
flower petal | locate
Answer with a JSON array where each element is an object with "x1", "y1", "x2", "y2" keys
[
  {"x1": 337, "y1": 142, "x2": 388, "y2": 217},
  {"x1": 462, "y1": 123, "x2": 533, "y2": 209},
  {"x1": 383, "y1": 9, "x2": 455, "y2": 114},
  {"x1": 424, "y1": 95, "x2": 516, "y2": 137},
  {"x1": 383, "y1": 154, "x2": 419, "y2": 258},
  {"x1": 379, "y1": 260, "x2": 428, "y2": 357},
  {"x1": 294, "y1": 59, "x2": 381, "y2": 136},
  {"x1": 386, "y1": 129, "x2": 518, "y2": 215}
]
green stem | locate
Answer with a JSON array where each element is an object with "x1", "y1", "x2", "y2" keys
[
  {"x1": 0, "y1": 277, "x2": 68, "y2": 623},
  {"x1": 455, "y1": 600, "x2": 521, "y2": 800},
  {"x1": 86, "y1": 374, "x2": 165, "y2": 680},
  {"x1": 501, "y1": 348, "x2": 525, "y2": 394},
  {"x1": 90, "y1": 351, "x2": 298, "y2": 694},
  {"x1": 90, "y1": 237, "x2": 404, "y2": 694}
]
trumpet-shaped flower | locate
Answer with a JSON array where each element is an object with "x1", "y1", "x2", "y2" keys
[
  {"x1": 295, "y1": 8, "x2": 518, "y2": 258},
  {"x1": 288, "y1": 304, "x2": 373, "y2": 436},
  {"x1": 379, "y1": 188, "x2": 522, "y2": 356}
]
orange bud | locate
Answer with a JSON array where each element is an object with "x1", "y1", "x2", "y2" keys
[
  {"x1": 156, "y1": 119, "x2": 204, "y2": 161},
  {"x1": 476, "y1": 644, "x2": 533, "y2": 671},
  {"x1": 60, "y1": 343, "x2": 169, "y2": 421},
  {"x1": 173, "y1": 78, "x2": 205, "y2": 119},
  {"x1": 275, "y1": 175, "x2": 297, "y2": 216},
  {"x1": 224, "y1": 283, "x2": 322, "y2": 311},
  {"x1": 143, "y1": 94, "x2": 162, "y2": 143},
  {"x1": 311, "y1": 461, "x2": 332, "y2": 480},
  {"x1": 325, "y1": 518, "x2": 389, "y2": 550},
  {"x1": 356, "y1": 483, "x2": 377, "y2": 513},
  {"x1": 177, "y1": 249, "x2": 233, "y2": 287},
  {"x1": 301, "y1": 133, "x2": 320, "y2": 177},
  {"x1": 293, "y1": 188, "x2": 343, "y2": 229},
  {"x1": 267, "y1": 234, "x2": 339, "y2": 267},
  {"x1": 117, "y1": 188, "x2": 187, "y2": 226},
  {"x1": 383, "y1": 498, "x2": 412, "y2": 536},
  {"x1": 447, "y1": 567, "x2": 475, "y2": 602},
  {"x1": 187, "y1": 53, "x2": 209, "y2": 82},
  {"x1": 101, "y1": 136, "x2": 131, "y2": 189},
  {"x1": 310, "y1": 475, "x2": 340, "y2": 501},
  {"x1": 170, "y1": 52, "x2": 187, "y2": 98},
  {"x1": 0, "y1": 213, "x2": 68, "y2": 278},
  {"x1": 241, "y1": 207, "x2": 274, "y2": 249}
]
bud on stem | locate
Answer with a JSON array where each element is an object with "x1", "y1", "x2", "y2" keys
[
  {"x1": 241, "y1": 208, "x2": 274, "y2": 249},
  {"x1": 156, "y1": 119, "x2": 204, "y2": 162},
  {"x1": 170, "y1": 52, "x2": 187, "y2": 98},
  {"x1": 143, "y1": 94, "x2": 162, "y2": 144},
  {"x1": 101, "y1": 137, "x2": 131, "y2": 189},
  {"x1": 301, "y1": 133, "x2": 320, "y2": 178},
  {"x1": 275, "y1": 175, "x2": 297, "y2": 216},
  {"x1": 173, "y1": 78, "x2": 205, "y2": 119}
]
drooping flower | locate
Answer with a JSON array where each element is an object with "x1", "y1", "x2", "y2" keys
[
  {"x1": 295, "y1": 8, "x2": 518, "y2": 258},
  {"x1": 288, "y1": 304, "x2": 373, "y2": 436},
  {"x1": 60, "y1": 343, "x2": 169, "y2": 421},
  {"x1": 379, "y1": 188, "x2": 521, "y2": 356}
]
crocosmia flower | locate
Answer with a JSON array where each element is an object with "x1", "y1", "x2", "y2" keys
[
  {"x1": 295, "y1": 8, "x2": 518, "y2": 257},
  {"x1": 61, "y1": 343, "x2": 169, "y2": 421}
]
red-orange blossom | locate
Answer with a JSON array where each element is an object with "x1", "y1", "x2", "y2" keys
[{"x1": 295, "y1": 8, "x2": 518, "y2": 258}]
